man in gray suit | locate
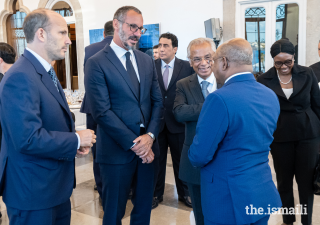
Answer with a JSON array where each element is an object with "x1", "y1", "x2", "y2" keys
[{"x1": 173, "y1": 38, "x2": 219, "y2": 225}]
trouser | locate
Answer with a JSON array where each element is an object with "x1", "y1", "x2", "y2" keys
[
  {"x1": 7, "y1": 200, "x2": 71, "y2": 225},
  {"x1": 270, "y1": 137, "x2": 320, "y2": 225},
  {"x1": 86, "y1": 114, "x2": 102, "y2": 198},
  {"x1": 188, "y1": 183, "x2": 204, "y2": 225},
  {"x1": 154, "y1": 124, "x2": 188, "y2": 198},
  {"x1": 204, "y1": 215, "x2": 270, "y2": 225},
  {"x1": 100, "y1": 128, "x2": 155, "y2": 225}
]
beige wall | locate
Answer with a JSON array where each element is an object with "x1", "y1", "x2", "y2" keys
[
  {"x1": 223, "y1": 0, "x2": 236, "y2": 41},
  {"x1": 306, "y1": 0, "x2": 320, "y2": 66}
]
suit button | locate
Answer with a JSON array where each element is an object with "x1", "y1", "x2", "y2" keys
[{"x1": 165, "y1": 96, "x2": 167, "y2": 99}]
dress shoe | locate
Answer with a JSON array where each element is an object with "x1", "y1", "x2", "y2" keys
[
  {"x1": 94, "y1": 184, "x2": 97, "y2": 191},
  {"x1": 179, "y1": 195, "x2": 192, "y2": 208},
  {"x1": 157, "y1": 195, "x2": 163, "y2": 203},
  {"x1": 152, "y1": 197, "x2": 159, "y2": 209}
]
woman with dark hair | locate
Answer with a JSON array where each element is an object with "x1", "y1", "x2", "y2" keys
[{"x1": 257, "y1": 39, "x2": 320, "y2": 225}]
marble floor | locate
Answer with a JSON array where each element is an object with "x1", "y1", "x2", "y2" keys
[{"x1": 0, "y1": 153, "x2": 319, "y2": 225}]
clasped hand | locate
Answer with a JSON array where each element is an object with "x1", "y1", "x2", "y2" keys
[
  {"x1": 76, "y1": 129, "x2": 96, "y2": 156},
  {"x1": 131, "y1": 134, "x2": 154, "y2": 163}
]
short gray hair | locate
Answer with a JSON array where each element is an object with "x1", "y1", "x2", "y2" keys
[
  {"x1": 218, "y1": 40, "x2": 253, "y2": 65},
  {"x1": 187, "y1": 38, "x2": 216, "y2": 60},
  {"x1": 23, "y1": 8, "x2": 52, "y2": 43},
  {"x1": 113, "y1": 6, "x2": 142, "y2": 22}
]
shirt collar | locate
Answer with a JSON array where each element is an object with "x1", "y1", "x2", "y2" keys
[
  {"x1": 110, "y1": 40, "x2": 134, "y2": 59},
  {"x1": 161, "y1": 57, "x2": 175, "y2": 69},
  {"x1": 224, "y1": 72, "x2": 251, "y2": 84},
  {"x1": 26, "y1": 47, "x2": 51, "y2": 72},
  {"x1": 197, "y1": 72, "x2": 216, "y2": 85}
]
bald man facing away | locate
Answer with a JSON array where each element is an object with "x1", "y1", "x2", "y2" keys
[{"x1": 188, "y1": 38, "x2": 282, "y2": 225}]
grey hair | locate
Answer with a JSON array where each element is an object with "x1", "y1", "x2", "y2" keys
[
  {"x1": 23, "y1": 8, "x2": 52, "y2": 43},
  {"x1": 187, "y1": 38, "x2": 216, "y2": 60},
  {"x1": 113, "y1": 6, "x2": 142, "y2": 22},
  {"x1": 218, "y1": 40, "x2": 253, "y2": 65}
]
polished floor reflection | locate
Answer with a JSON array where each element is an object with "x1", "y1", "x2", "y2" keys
[{"x1": 0, "y1": 153, "x2": 319, "y2": 225}]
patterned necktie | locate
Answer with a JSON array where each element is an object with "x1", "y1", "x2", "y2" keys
[
  {"x1": 163, "y1": 65, "x2": 169, "y2": 90},
  {"x1": 201, "y1": 81, "x2": 210, "y2": 99},
  {"x1": 48, "y1": 67, "x2": 59, "y2": 92},
  {"x1": 125, "y1": 52, "x2": 140, "y2": 97}
]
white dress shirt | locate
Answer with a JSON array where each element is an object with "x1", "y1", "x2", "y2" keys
[
  {"x1": 225, "y1": 72, "x2": 252, "y2": 84},
  {"x1": 110, "y1": 40, "x2": 140, "y2": 82},
  {"x1": 161, "y1": 57, "x2": 175, "y2": 88},
  {"x1": 197, "y1": 72, "x2": 217, "y2": 93},
  {"x1": 26, "y1": 48, "x2": 81, "y2": 149}
]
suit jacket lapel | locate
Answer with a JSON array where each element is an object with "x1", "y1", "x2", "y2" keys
[
  {"x1": 189, "y1": 74, "x2": 204, "y2": 103},
  {"x1": 263, "y1": 68, "x2": 287, "y2": 99},
  {"x1": 156, "y1": 59, "x2": 165, "y2": 91},
  {"x1": 167, "y1": 57, "x2": 182, "y2": 91},
  {"x1": 104, "y1": 46, "x2": 139, "y2": 101},
  {"x1": 291, "y1": 65, "x2": 307, "y2": 99},
  {"x1": 23, "y1": 50, "x2": 71, "y2": 114},
  {"x1": 57, "y1": 82, "x2": 75, "y2": 131},
  {"x1": 133, "y1": 50, "x2": 146, "y2": 101}
]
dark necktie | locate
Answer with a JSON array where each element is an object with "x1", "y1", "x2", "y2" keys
[
  {"x1": 48, "y1": 67, "x2": 59, "y2": 92},
  {"x1": 125, "y1": 52, "x2": 140, "y2": 97}
]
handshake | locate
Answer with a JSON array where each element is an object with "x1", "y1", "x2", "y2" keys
[{"x1": 76, "y1": 129, "x2": 97, "y2": 156}]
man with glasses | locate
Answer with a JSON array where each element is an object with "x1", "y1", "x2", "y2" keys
[
  {"x1": 173, "y1": 38, "x2": 219, "y2": 225},
  {"x1": 153, "y1": 32, "x2": 194, "y2": 209},
  {"x1": 84, "y1": 6, "x2": 163, "y2": 225}
]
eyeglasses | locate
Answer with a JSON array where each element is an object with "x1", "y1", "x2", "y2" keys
[
  {"x1": 274, "y1": 56, "x2": 294, "y2": 68},
  {"x1": 191, "y1": 56, "x2": 214, "y2": 64},
  {"x1": 118, "y1": 20, "x2": 147, "y2": 34}
]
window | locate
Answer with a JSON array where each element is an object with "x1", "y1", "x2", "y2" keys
[
  {"x1": 6, "y1": 0, "x2": 27, "y2": 58},
  {"x1": 52, "y1": 1, "x2": 73, "y2": 17},
  {"x1": 245, "y1": 7, "x2": 266, "y2": 75}
]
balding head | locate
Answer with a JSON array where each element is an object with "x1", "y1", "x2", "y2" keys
[
  {"x1": 212, "y1": 38, "x2": 253, "y2": 84},
  {"x1": 216, "y1": 38, "x2": 253, "y2": 65}
]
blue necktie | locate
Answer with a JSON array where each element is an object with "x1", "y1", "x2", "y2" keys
[
  {"x1": 48, "y1": 67, "x2": 59, "y2": 92},
  {"x1": 125, "y1": 52, "x2": 140, "y2": 97},
  {"x1": 201, "y1": 81, "x2": 210, "y2": 99}
]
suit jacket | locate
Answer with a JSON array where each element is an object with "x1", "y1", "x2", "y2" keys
[
  {"x1": 85, "y1": 44, "x2": 163, "y2": 163},
  {"x1": 173, "y1": 73, "x2": 204, "y2": 185},
  {"x1": 189, "y1": 74, "x2": 282, "y2": 224},
  {"x1": 0, "y1": 73, "x2": 3, "y2": 151},
  {"x1": 81, "y1": 36, "x2": 113, "y2": 114},
  {"x1": 257, "y1": 64, "x2": 320, "y2": 142},
  {"x1": 0, "y1": 50, "x2": 78, "y2": 210},
  {"x1": 310, "y1": 61, "x2": 320, "y2": 82},
  {"x1": 155, "y1": 57, "x2": 194, "y2": 134}
]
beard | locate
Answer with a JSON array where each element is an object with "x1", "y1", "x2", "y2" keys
[
  {"x1": 118, "y1": 25, "x2": 139, "y2": 50},
  {"x1": 46, "y1": 33, "x2": 67, "y2": 61}
]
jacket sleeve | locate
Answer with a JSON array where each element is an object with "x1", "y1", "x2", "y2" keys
[
  {"x1": 188, "y1": 92, "x2": 228, "y2": 167},
  {"x1": 310, "y1": 68, "x2": 320, "y2": 120},
  {"x1": 173, "y1": 80, "x2": 203, "y2": 123},
  {"x1": 0, "y1": 72, "x2": 78, "y2": 160},
  {"x1": 85, "y1": 58, "x2": 138, "y2": 151},
  {"x1": 146, "y1": 59, "x2": 164, "y2": 137}
]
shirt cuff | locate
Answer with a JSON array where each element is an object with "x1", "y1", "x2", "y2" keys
[{"x1": 75, "y1": 133, "x2": 80, "y2": 149}]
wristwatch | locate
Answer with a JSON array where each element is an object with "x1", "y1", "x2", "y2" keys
[{"x1": 147, "y1": 132, "x2": 155, "y2": 141}]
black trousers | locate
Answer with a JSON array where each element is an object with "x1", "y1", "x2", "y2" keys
[
  {"x1": 86, "y1": 114, "x2": 102, "y2": 198},
  {"x1": 154, "y1": 124, "x2": 188, "y2": 198},
  {"x1": 100, "y1": 129, "x2": 155, "y2": 225},
  {"x1": 270, "y1": 137, "x2": 320, "y2": 225},
  {"x1": 187, "y1": 183, "x2": 204, "y2": 225}
]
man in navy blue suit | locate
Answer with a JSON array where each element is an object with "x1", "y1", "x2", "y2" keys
[
  {"x1": 80, "y1": 20, "x2": 113, "y2": 198},
  {"x1": 189, "y1": 38, "x2": 282, "y2": 225},
  {"x1": 0, "y1": 9, "x2": 95, "y2": 225},
  {"x1": 85, "y1": 6, "x2": 163, "y2": 225}
]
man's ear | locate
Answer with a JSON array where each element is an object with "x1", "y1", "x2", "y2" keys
[
  {"x1": 35, "y1": 28, "x2": 47, "y2": 43},
  {"x1": 222, "y1": 57, "x2": 228, "y2": 71},
  {"x1": 113, "y1": 19, "x2": 119, "y2": 30}
]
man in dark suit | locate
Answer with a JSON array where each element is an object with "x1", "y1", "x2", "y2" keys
[
  {"x1": 173, "y1": 38, "x2": 218, "y2": 225},
  {"x1": 189, "y1": 38, "x2": 281, "y2": 225},
  {"x1": 0, "y1": 9, "x2": 95, "y2": 225},
  {"x1": 80, "y1": 20, "x2": 113, "y2": 197},
  {"x1": 85, "y1": 6, "x2": 163, "y2": 225},
  {"x1": 153, "y1": 32, "x2": 194, "y2": 208},
  {"x1": 0, "y1": 42, "x2": 16, "y2": 220},
  {"x1": 310, "y1": 41, "x2": 320, "y2": 81}
]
